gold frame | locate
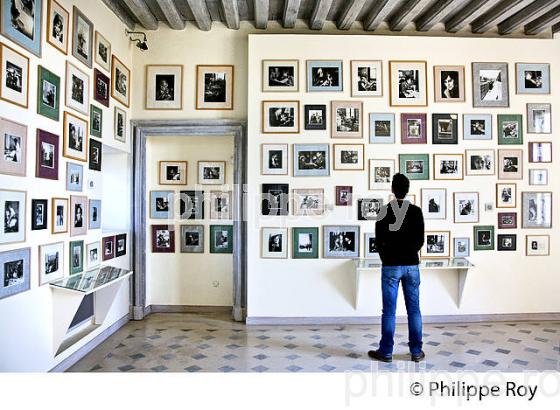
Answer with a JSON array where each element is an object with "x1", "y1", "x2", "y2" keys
[
  {"x1": 46, "y1": 0, "x2": 69, "y2": 55},
  {"x1": 63, "y1": 111, "x2": 88, "y2": 162},
  {"x1": 433, "y1": 65, "x2": 465, "y2": 103},
  {"x1": 158, "y1": 160, "x2": 188, "y2": 185},
  {"x1": 262, "y1": 100, "x2": 300, "y2": 134},
  {"x1": 111, "y1": 54, "x2": 130, "y2": 108},
  {"x1": 0, "y1": 42, "x2": 30, "y2": 108},
  {"x1": 262, "y1": 59, "x2": 299, "y2": 92},
  {"x1": 145, "y1": 64, "x2": 184, "y2": 110},
  {"x1": 333, "y1": 144, "x2": 365, "y2": 171},
  {"x1": 389, "y1": 60, "x2": 428, "y2": 107},
  {"x1": 51, "y1": 197, "x2": 68, "y2": 234},
  {"x1": 195, "y1": 64, "x2": 234, "y2": 110},
  {"x1": 433, "y1": 153, "x2": 464, "y2": 180}
]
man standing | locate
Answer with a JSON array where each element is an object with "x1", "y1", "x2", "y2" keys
[{"x1": 368, "y1": 173, "x2": 425, "y2": 362}]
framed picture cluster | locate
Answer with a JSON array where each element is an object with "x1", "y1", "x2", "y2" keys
[{"x1": 150, "y1": 224, "x2": 233, "y2": 254}]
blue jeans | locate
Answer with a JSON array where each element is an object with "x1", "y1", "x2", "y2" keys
[{"x1": 378, "y1": 265, "x2": 423, "y2": 357}]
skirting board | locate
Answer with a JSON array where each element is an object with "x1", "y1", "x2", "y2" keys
[{"x1": 149, "y1": 305, "x2": 233, "y2": 314}]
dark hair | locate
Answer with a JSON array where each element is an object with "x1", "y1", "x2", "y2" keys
[{"x1": 391, "y1": 173, "x2": 410, "y2": 200}]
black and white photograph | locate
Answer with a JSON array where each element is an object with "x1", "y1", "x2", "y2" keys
[
  {"x1": 158, "y1": 161, "x2": 187, "y2": 185},
  {"x1": 210, "y1": 191, "x2": 231, "y2": 220},
  {"x1": 198, "y1": 161, "x2": 225, "y2": 185},
  {"x1": 114, "y1": 106, "x2": 126, "y2": 143},
  {"x1": 150, "y1": 190, "x2": 173, "y2": 219},
  {"x1": 262, "y1": 100, "x2": 300, "y2": 133},
  {"x1": 94, "y1": 31, "x2": 111, "y2": 72},
  {"x1": 293, "y1": 188, "x2": 324, "y2": 216},
  {"x1": 307, "y1": 60, "x2": 343, "y2": 92},
  {"x1": 0, "y1": 247, "x2": 30, "y2": 300},
  {"x1": 1, "y1": 43, "x2": 29, "y2": 108},
  {"x1": 390, "y1": 61, "x2": 427, "y2": 106},
  {"x1": 111, "y1": 55, "x2": 130, "y2": 107},
  {"x1": 466, "y1": 149, "x2": 495, "y2": 176},
  {"x1": 498, "y1": 234, "x2": 516, "y2": 251},
  {"x1": 51, "y1": 197, "x2": 67, "y2": 234},
  {"x1": 473, "y1": 63, "x2": 509, "y2": 108},
  {"x1": 41, "y1": 78, "x2": 56, "y2": 109},
  {"x1": 69, "y1": 239, "x2": 83, "y2": 273},
  {"x1": 351, "y1": 60, "x2": 382, "y2": 97},
  {"x1": 474, "y1": 226, "x2": 494, "y2": 251},
  {"x1": 434, "y1": 66, "x2": 465, "y2": 102},
  {"x1": 262, "y1": 60, "x2": 298, "y2": 92},
  {"x1": 1, "y1": 189, "x2": 26, "y2": 244},
  {"x1": 434, "y1": 154, "x2": 463, "y2": 180},
  {"x1": 180, "y1": 225, "x2": 203, "y2": 253},
  {"x1": 498, "y1": 149, "x2": 523, "y2": 180},
  {"x1": 31, "y1": 199, "x2": 47, "y2": 230},
  {"x1": 334, "y1": 144, "x2": 364, "y2": 170},
  {"x1": 293, "y1": 144, "x2": 329, "y2": 177},
  {"x1": 70, "y1": 195, "x2": 87, "y2": 237},
  {"x1": 292, "y1": 227, "x2": 318, "y2": 259},
  {"x1": 86, "y1": 241, "x2": 100, "y2": 268},
  {"x1": 261, "y1": 183, "x2": 289, "y2": 216},
  {"x1": 90, "y1": 105, "x2": 102, "y2": 138},
  {"x1": 369, "y1": 113, "x2": 395, "y2": 144},
  {"x1": 422, "y1": 231, "x2": 450, "y2": 258},
  {"x1": 368, "y1": 159, "x2": 394, "y2": 190},
  {"x1": 39, "y1": 241, "x2": 64, "y2": 285},
  {"x1": 89, "y1": 138, "x2": 102, "y2": 172},
  {"x1": 2, "y1": 0, "x2": 42, "y2": 57},
  {"x1": 47, "y1": 0, "x2": 69, "y2": 54},
  {"x1": 454, "y1": 237, "x2": 470, "y2": 258},
  {"x1": 88, "y1": 199, "x2": 101, "y2": 229},
  {"x1": 94, "y1": 69, "x2": 109, "y2": 106},
  {"x1": 63, "y1": 112, "x2": 88, "y2": 163},
  {"x1": 331, "y1": 101, "x2": 362, "y2": 138},
  {"x1": 526, "y1": 235, "x2": 549, "y2": 256},
  {"x1": 151, "y1": 225, "x2": 175, "y2": 253},
  {"x1": 196, "y1": 65, "x2": 233, "y2": 110},
  {"x1": 364, "y1": 233, "x2": 379, "y2": 258},
  {"x1": 204, "y1": 72, "x2": 226, "y2": 102},
  {"x1": 522, "y1": 192, "x2": 552, "y2": 229},
  {"x1": 72, "y1": 7, "x2": 93, "y2": 67},
  {"x1": 323, "y1": 226, "x2": 359, "y2": 258},
  {"x1": 261, "y1": 143, "x2": 287, "y2": 175},
  {"x1": 432, "y1": 114, "x2": 458, "y2": 144},
  {"x1": 3, "y1": 133, "x2": 21, "y2": 166},
  {"x1": 304, "y1": 104, "x2": 326, "y2": 130},
  {"x1": 6, "y1": 61, "x2": 22, "y2": 93},
  {"x1": 527, "y1": 103, "x2": 551, "y2": 134},
  {"x1": 516, "y1": 63, "x2": 550, "y2": 94},
  {"x1": 261, "y1": 228, "x2": 288, "y2": 259},
  {"x1": 66, "y1": 162, "x2": 83, "y2": 192},
  {"x1": 421, "y1": 189, "x2": 446, "y2": 220},
  {"x1": 454, "y1": 192, "x2": 479, "y2": 223},
  {"x1": 406, "y1": 160, "x2": 424, "y2": 174},
  {"x1": 115, "y1": 233, "x2": 126, "y2": 257},
  {"x1": 358, "y1": 198, "x2": 384, "y2": 221},
  {"x1": 146, "y1": 65, "x2": 183, "y2": 110},
  {"x1": 179, "y1": 190, "x2": 204, "y2": 220},
  {"x1": 496, "y1": 183, "x2": 516, "y2": 208},
  {"x1": 65, "y1": 62, "x2": 89, "y2": 115},
  {"x1": 499, "y1": 116, "x2": 523, "y2": 145}
]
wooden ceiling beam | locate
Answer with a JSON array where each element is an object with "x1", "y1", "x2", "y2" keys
[
  {"x1": 444, "y1": 0, "x2": 501, "y2": 32},
  {"x1": 122, "y1": 0, "x2": 159, "y2": 30},
  {"x1": 337, "y1": 0, "x2": 367, "y2": 30},
  {"x1": 498, "y1": 0, "x2": 560, "y2": 35},
  {"x1": 470, "y1": 0, "x2": 533, "y2": 34},
  {"x1": 309, "y1": 0, "x2": 334, "y2": 30},
  {"x1": 363, "y1": 0, "x2": 401, "y2": 31},
  {"x1": 186, "y1": 0, "x2": 212, "y2": 31},
  {"x1": 254, "y1": 0, "x2": 270, "y2": 29},
  {"x1": 415, "y1": 0, "x2": 469, "y2": 31},
  {"x1": 220, "y1": 0, "x2": 241, "y2": 29},
  {"x1": 100, "y1": 0, "x2": 136, "y2": 30},
  {"x1": 525, "y1": 4, "x2": 560, "y2": 34},
  {"x1": 283, "y1": 0, "x2": 302, "y2": 28},
  {"x1": 155, "y1": 0, "x2": 186, "y2": 30},
  {"x1": 389, "y1": 0, "x2": 433, "y2": 31}
]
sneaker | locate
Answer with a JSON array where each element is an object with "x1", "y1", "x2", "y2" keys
[
  {"x1": 367, "y1": 349, "x2": 392, "y2": 362},
  {"x1": 411, "y1": 351, "x2": 426, "y2": 362}
]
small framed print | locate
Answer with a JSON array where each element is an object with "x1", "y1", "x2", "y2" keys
[
  {"x1": 433, "y1": 154, "x2": 464, "y2": 180},
  {"x1": 111, "y1": 55, "x2": 130, "y2": 107},
  {"x1": 0, "y1": 117, "x2": 26, "y2": 177},
  {"x1": 498, "y1": 149, "x2": 523, "y2": 180},
  {"x1": 529, "y1": 169, "x2": 548, "y2": 186},
  {"x1": 51, "y1": 197, "x2": 68, "y2": 234},
  {"x1": 497, "y1": 114, "x2": 523, "y2": 145},
  {"x1": 351, "y1": 60, "x2": 382, "y2": 97},
  {"x1": 86, "y1": 241, "x2": 101, "y2": 268},
  {"x1": 421, "y1": 188, "x2": 446, "y2": 220},
  {"x1": 36, "y1": 129, "x2": 58, "y2": 180},
  {"x1": 88, "y1": 199, "x2": 101, "y2": 230},
  {"x1": 1, "y1": 0, "x2": 42, "y2": 56},
  {"x1": 465, "y1": 149, "x2": 495, "y2": 176},
  {"x1": 0, "y1": 189, "x2": 26, "y2": 244},
  {"x1": 159, "y1": 161, "x2": 187, "y2": 185},
  {"x1": 69, "y1": 240, "x2": 84, "y2": 274},
  {"x1": 522, "y1": 192, "x2": 552, "y2": 229},
  {"x1": 335, "y1": 186, "x2": 352, "y2": 206},
  {"x1": 323, "y1": 225, "x2": 360, "y2": 258},
  {"x1": 72, "y1": 7, "x2": 93, "y2": 67},
  {"x1": 369, "y1": 113, "x2": 395, "y2": 144},
  {"x1": 152, "y1": 225, "x2": 175, "y2": 253},
  {"x1": 333, "y1": 144, "x2": 364, "y2": 171},
  {"x1": 179, "y1": 190, "x2": 203, "y2": 220},
  {"x1": 210, "y1": 225, "x2": 233, "y2": 254},
  {"x1": 198, "y1": 161, "x2": 226, "y2": 185},
  {"x1": 0, "y1": 247, "x2": 30, "y2": 300},
  {"x1": 473, "y1": 226, "x2": 494, "y2": 251},
  {"x1": 293, "y1": 144, "x2": 329, "y2": 177},
  {"x1": 90, "y1": 105, "x2": 102, "y2": 138},
  {"x1": 432, "y1": 114, "x2": 458, "y2": 144},
  {"x1": 180, "y1": 225, "x2": 204, "y2": 253},
  {"x1": 66, "y1": 162, "x2": 83, "y2": 192},
  {"x1": 389, "y1": 194, "x2": 416, "y2": 205},
  {"x1": 210, "y1": 191, "x2": 232, "y2": 220},
  {"x1": 0, "y1": 42, "x2": 29, "y2": 108},
  {"x1": 331, "y1": 101, "x2": 362, "y2": 138},
  {"x1": 496, "y1": 183, "x2": 516, "y2": 208},
  {"x1": 65, "y1": 61, "x2": 90, "y2": 115},
  {"x1": 497, "y1": 234, "x2": 516, "y2": 251},
  {"x1": 89, "y1": 138, "x2": 102, "y2": 171},
  {"x1": 422, "y1": 231, "x2": 450, "y2": 258},
  {"x1": 401, "y1": 113, "x2": 427, "y2": 144},
  {"x1": 463, "y1": 114, "x2": 492, "y2": 140},
  {"x1": 63, "y1": 111, "x2": 88, "y2": 162},
  {"x1": 369, "y1": 159, "x2": 394, "y2": 190},
  {"x1": 31, "y1": 199, "x2": 48, "y2": 231},
  {"x1": 37, "y1": 65, "x2": 60, "y2": 121},
  {"x1": 292, "y1": 227, "x2": 319, "y2": 259},
  {"x1": 498, "y1": 212, "x2": 517, "y2": 229},
  {"x1": 454, "y1": 237, "x2": 470, "y2": 258},
  {"x1": 304, "y1": 104, "x2": 326, "y2": 130},
  {"x1": 261, "y1": 144, "x2": 288, "y2": 175},
  {"x1": 70, "y1": 195, "x2": 87, "y2": 237},
  {"x1": 262, "y1": 60, "x2": 298, "y2": 92},
  {"x1": 526, "y1": 235, "x2": 549, "y2": 256},
  {"x1": 261, "y1": 183, "x2": 289, "y2": 216},
  {"x1": 364, "y1": 233, "x2": 380, "y2": 259},
  {"x1": 528, "y1": 142, "x2": 552, "y2": 163},
  {"x1": 47, "y1": 0, "x2": 69, "y2": 54},
  {"x1": 527, "y1": 103, "x2": 551, "y2": 134},
  {"x1": 516, "y1": 63, "x2": 550, "y2": 94},
  {"x1": 434, "y1": 65, "x2": 465, "y2": 102},
  {"x1": 102, "y1": 236, "x2": 115, "y2": 260},
  {"x1": 261, "y1": 228, "x2": 288, "y2": 259},
  {"x1": 146, "y1": 64, "x2": 183, "y2": 110},
  {"x1": 399, "y1": 154, "x2": 429, "y2": 180},
  {"x1": 94, "y1": 31, "x2": 111, "y2": 72},
  {"x1": 114, "y1": 106, "x2": 126, "y2": 143},
  {"x1": 389, "y1": 60, "x2": 427, "y2": 107},
  {"x1": 196, "y1": 65, "x2": 234, "y2": 110},
  {"x1": 472, "y1": 62, "x2": 509, "y2": 108},
  {"x1": 454, "y1": 192, "x2": 479, "y2": 223},
  {"x1": 357, "y1": 198, "x2": 384, "y2": 221},
  {"x1": 39, "y1": 242, "x2": 64, "y2": 285},
  {"x1": 293, "y1": 188, "x2": 324, "y2": 216},
  {"x1": 151, "y1": 190, "x2": 174, "y2": 219},
  {"x1": 307, "y1": 60, "x2": 343, "y2": 92},
  {"x1": 94, "y1": 69, "x2": 110, "y2": 107},
  {"x1": 262, "y1": 100, "x2": 299, "y2": 134},
  {"x1": 115, "y1": 233, "x2": 126, "y2": 257}
]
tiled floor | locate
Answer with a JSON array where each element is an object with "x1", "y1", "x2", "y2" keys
[{"x1": 69, "y1": 313, "x2": 559, "y2": 372}]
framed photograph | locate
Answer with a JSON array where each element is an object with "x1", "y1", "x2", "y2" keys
[
  {"x1": 358, "y1": 198, "x2": 384, "y2": 221},
  {"x1": 421, "y1": 231, "x2": 450, "y2": 258},
  {"x1": 66, "y1": 162, "x2": 83, "y2": 192},
  {"x1": 454, "y1": 238, "x2": 470, "y2": 258},
  {"x1": 323, "y1": 225, "x2": 360, "y2": 258},
  {"x1": 72, "y1": 6, "x2": 93, "y2": 67},
  {"x1": 432, "y1": 114, "x2": 458, "y2": 144},
  {"x1": 463, "y1": 114, "x2": 492, "y2": 140},
  {"x1": 90, "y1": 105, "x2": 102, "y2": 138},
  {"x1": 421, "y1": 188, "x2": 446, "y2": 220},
  {"x1": 150, "y1": 190, "x2": 174, "y2": 219},
  {"x1": 399, "y1": 154, "x2": 429, "y2": 180},
  {"x1": 65, "y1": 61, "x2": 89, "y2": 115},
  {"x1": 89, "y1": 138, "x2": 102, "y2": 171},
  {"x1": 89, "y1": 199, "x2": 101, "y2": 229},
  {"x1": 210, "y1": 191, "x2": 232, "y2": 220},
  {"x1": 114, "y1": 106, "x2": 126, "y2": 143},
  {"x1": 115, "y1": 233, "x2": 126, "y2": 257},
  {"x1": 39, "y1": 242, "x2": 64, "y2": 285},
  {"x1": 0, "y1": 189, "x2": 25, "y2": 244},
  {"x1": 180, "y1": 225, "x2": 204, "y2": 253},
  {"x1": 292, "y1": 227, "x2": 319, "y2": 259},
  {"x1": 196, "y1": 65, "x2": 233, "y2": 110},
  {"x1": 497, "y1": 114, "x2": 523, "y2": 145},
  {"x1": 369, "y1": 159, "x2": 394, "y2": 190},
  {"x1": 369, "y1": 113, "x2": 395, "y2": 144},
  {"x1": 94, "y1": 31, "x2": 111, "y2": 72},
  {"x1": 159, "y1": 161, "x2": 187, "y2": 185},
  {"x1": 37, "y1": 65, "x2": 60, "y2": 121},
  {"x1": 210, "y1": 225, "x2": 233, "y2": 254},
  {"x1": 293, "y1": 144, "x2": 329, "y2": 177},
  {"x1": 473, "y1": 226, "x2": 494, "y2": 251},
  {"x1": 453, "y1": 192, "x2": 479, "y2": 223},
  {"x1": 36, "y1": 129, "x2": 58, "y2": 180},
  {"x1": 526, "y1": 235, "x2": 549, "y2": 256},
  {"x1": 262, "y1": 100, "x2": 299, "y2": 134},
  {"x1": 498, "y1": 212, "x2": 517, "y2": 229},
  {"x1": 304, "y1": 104, "x2": 326, "y2": 130},
  {"x1": 351, "y1": 60, "x2": 382, "y2": 97},
  {"x1": 364, "y1": 233, "x2": 379, "y2": 259},
  {"x1": 63, "y1": 111, "x2": 88, "y2": 162},
  {"x1": 433, "y1": 154, "x2": 464, "y2": 180},
  {"x1": 69, "y1": 240, "x2": 84, "y2": 274},
  {"x1": 198, "y1": 161, "x2": 225, "y2": 185},
  {"x1": 516, "y1": 63, "x2": 550, "y2": 94},
  {"x1": 262, "y1": 60, "x2": 298, "y2": 92},
  {"x1": 261, "y1": 144, "x2": 288, "y2": 175},
  {"x1": 0, "y1": 42, "x2": 29, "y2": 108},
  {"x1": 335, "y1": 186, "x2": 352, "y2": 206},
  {"x1": 527, "y1": 103, "x2": 551, "y2": 134},
  {"x1": 333, "y1": 144, "x2": 364, "y2": 171},
  {"x1": 472, "y1": 62, "x2": 509, "y2": 108},
  {"x1": 466, "y1": 149, "x2": 495, "y2": 176},
  {"x1": 146, "y1": 64, "x2": 183, "y2": 110},
  {"x1": 434, "y1": 65, "x2": 465, "y2": 102},
  {"x1": 261, "y1": 183, "x2": 289, "y2": 216},
  {"x1": 70, "y1": 195, "x2": 87, "y2": 237},
  {"x1": 496, "y1": 183, "x2": 516, "y2": 208},
  {"x1": 498, "y1": 149, "x2": 523, "y2": 180},
  {"x1": 1, "y1": 0, "x2": 42, "y2": 56},
  {"x1": 111, "y1": 55, "x2": 130, "y2": 107},
  {"x1": 293, "y1": 188, "x2": 324, "y2": 216},
  {"x1": 497, "y1": 234, "x2": 516, "y2": 251},
  {"x1": 261, "y1": 228, "x2": 288, "y2": 259},
  {"x1": 86, "y1": 241, "x2": 101, "y2": 268},
  {"x1": 389, "y1": 61, "x2": 427, "y2": 107},
  {"x1": 179, "y1": 190, "x2": 204, "y2": 220},
  {"x1": 0, "y1": 117, "x2": 26, "y2": 176},
  {"x1": 102, "y1": 236, "x2": 115, "y2": 260},
  {"x1": 31, "y1": 199, "x2": 47, "y2": 231},
  {"x1": 529, "y1": 142, "x2": 552, "y2": 163},
  {"x1": 94, "y1": 68, "x2": 110, "y2": 107},
  {"x1": 152, "y1": 225, "x2": 175, "y2": 253},
  {"x1": 331, "y1": 101, "x2": 362, "y2": 138},
  {"x1": 51, "y1": 197, "x2": 68, "y2": 234},
  {"x1": 401, "y1": 113, "x2": 427, "y2": 144},
  {"x1": 46, "y1": 0, "x2": 68, "y2": 54},
  {"x1": 307, "y1": 60, "x2": 342, "y2": 92},
  {"x1": 0, "y1": 247, "x2": 30, "y2": 300},
  {"x1": 529, "y1": 169, "x2": 548, "y2": 186},
  {"x1": 522, "y1": 192, "x2": 552, "y2": 229},
  {"x1": 389, "y1": 194, "x2": 416, "y2": 204}
]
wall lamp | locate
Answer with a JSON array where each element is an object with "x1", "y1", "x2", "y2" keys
[{"x1": 125, "y1": 29, "x2": 149, "y2": 51}]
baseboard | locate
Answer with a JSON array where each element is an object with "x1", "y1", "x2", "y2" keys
[
  {"x1": 246, "y1": 312, "x2": 560, "y2": 326},
  {"x1": 148, "y1": 305, "x2": 233, "y2": 314},
  {"x1": 49, "y1": 313, "x2": 130, "y2": 372}
]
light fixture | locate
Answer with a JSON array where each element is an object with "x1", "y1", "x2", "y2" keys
[{"x1": 125, "y1": 29, "x2": 148, "y2": 51}]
